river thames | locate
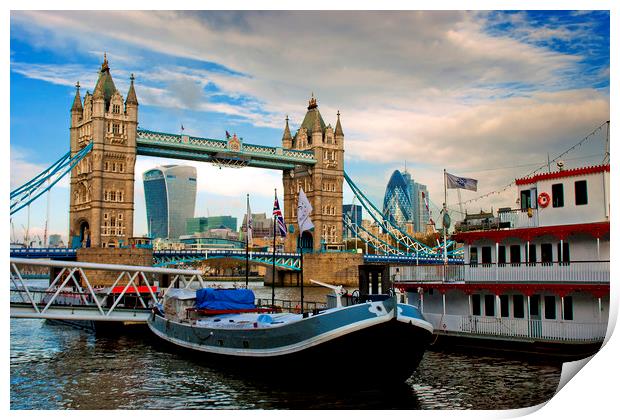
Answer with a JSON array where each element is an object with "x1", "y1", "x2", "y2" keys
[{"x1": 10, "y1": 282, "x2": 562, "y2": 410}]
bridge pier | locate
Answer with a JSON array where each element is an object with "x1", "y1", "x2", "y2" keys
[{"x1": 274, "y1": 252, "x2": 364, "y2": 288}]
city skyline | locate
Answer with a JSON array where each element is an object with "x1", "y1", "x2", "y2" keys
[{"x1": 10, "y1": 10, "x2": 610, "y2": 244}]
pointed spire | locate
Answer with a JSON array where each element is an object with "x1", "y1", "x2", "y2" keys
[
  {"x1": 335, "y1": 110, "x2": 344, "y2": 137},
  {"x1": 71, "y1": 81, "x2": 83, "y2": 111},
  {"x1": 126, "y1": 73, "x2": 138, "y2": 105},
  {"x1": 101, "y1": 52, "x2": 109, "y2": 72},
  {"x1": 282, "y1": 115, "x2": 292, "y2": 141},
  {"x1": 308, "y1": 92, "x2": 317, "y2": 110}
]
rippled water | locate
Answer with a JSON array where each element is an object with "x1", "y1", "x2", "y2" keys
[{"x1": 10, "y1": 283, "x2": 563, "y2": 409}]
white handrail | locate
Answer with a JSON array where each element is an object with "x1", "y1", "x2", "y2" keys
[{"x1": 10, "y1": 258, "x2": 202, "y2": 275}]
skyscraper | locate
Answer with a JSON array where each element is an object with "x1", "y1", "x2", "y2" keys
[
  {"x1": 383, "y1": 170, "x2": 413, "y2": 228},
  {"x1": 383, "y1": 169, "x2": 430, "y2": 233},
  {"x1": 143, "y1": 165, "x2": 197, "y2": 239},
  {"x1": 342, "y1": 204, "x2": 362, "y2": 239}
]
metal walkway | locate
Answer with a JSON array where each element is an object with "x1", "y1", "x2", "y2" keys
[{"x1": 10, "y1": 258, "x2": 205, "y2": 322}]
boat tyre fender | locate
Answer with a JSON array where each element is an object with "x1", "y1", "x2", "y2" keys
[{"x1": 538, "y1": 192, "x2": 550, "y2": 208}]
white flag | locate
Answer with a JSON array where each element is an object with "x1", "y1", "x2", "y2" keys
[
  {"x1": 446, "y1": 172, "x2": 478, "y2": 191},
  {"x1": 246, "y1": 195, "x2": 253, "y2": 246},
  {"x1": 297, "y1": 188, "x2": 314, "y2": 233}
]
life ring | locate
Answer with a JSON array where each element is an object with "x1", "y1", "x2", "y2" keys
[{"x1": 538, "y1": 192, "x2": 550, "y2": 208}]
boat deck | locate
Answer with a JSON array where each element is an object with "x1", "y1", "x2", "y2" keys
[{"x1": 189, "y1": 311, "x2": 313, "y2": 330}]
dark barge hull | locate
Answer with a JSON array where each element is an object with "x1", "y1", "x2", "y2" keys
[{"x1": 148, "y1": 302, "x2": 433, "y2": 385}]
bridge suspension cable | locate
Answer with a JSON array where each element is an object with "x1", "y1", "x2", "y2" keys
[
  {"x1": 10, "y1": 142, "x2": 93, "y2": 215},
  {"x1": 343, "y1": 171, "x2": 460, "y2": 258}
]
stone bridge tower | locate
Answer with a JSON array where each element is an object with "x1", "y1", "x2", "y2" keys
[
  {"x1": 282, "y1": 96, "x2": 345, "y2": 252},
  {"x1": 69, "y1": 55, "x2": 138, "y2": 248}
]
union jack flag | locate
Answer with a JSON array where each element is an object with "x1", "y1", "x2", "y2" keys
[{"x1": 273, "y1": 194, "x2": 287, "y2": 237}]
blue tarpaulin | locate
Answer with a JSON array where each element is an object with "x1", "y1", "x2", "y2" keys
[{"x1": 194, "y1": 288, "x2": 256, "y2": 310}]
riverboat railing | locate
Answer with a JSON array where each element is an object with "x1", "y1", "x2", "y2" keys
[
  {"x1": 256, "y1": 298, "x2": 327, "y2": 314},
  {"x1": 424, "y1": 313, "x2": 607, "y2": 343},
  {"x1": 498, "y1": 208, "x2": 539, "y2": 229},
  {"x1": 393, "y1": 260, "x2": 610, "y2": 284}
]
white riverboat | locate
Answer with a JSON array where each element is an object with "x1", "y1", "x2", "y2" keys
[{"x1": 393, "y1": 163, "x2": 610, "y2": 359}]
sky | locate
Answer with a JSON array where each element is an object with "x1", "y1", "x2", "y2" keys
[{"x1": 9, "y1": 10, "x2": 610, "y2": 244}]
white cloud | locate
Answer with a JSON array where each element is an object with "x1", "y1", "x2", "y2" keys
[{"x1": 10, "y1": 11, "x2": 610, "y2": 226}]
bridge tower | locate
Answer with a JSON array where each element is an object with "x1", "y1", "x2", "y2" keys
[
  {"x1": 69, "y1": 55, "x2": 138, "y2": 248},
  {"x1": 282, "y1": 96, "x2": 345, "y2": 252}
]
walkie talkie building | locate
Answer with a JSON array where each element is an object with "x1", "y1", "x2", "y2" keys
[{"x1": 143, "y1": 165, "x2": 197, "y2": 239}]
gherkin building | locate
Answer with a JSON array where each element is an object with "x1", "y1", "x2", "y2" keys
[{"x1": 383, "y1": 170, "x2": 413, "y2": 227}]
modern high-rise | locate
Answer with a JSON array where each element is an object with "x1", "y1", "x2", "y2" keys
[
  {"x1": 143, "y1": 165, "x2": 197, "y2": 239},
  {"x1": 383, "y1": 169, "x2": 430, "y2": 233},
  {"x1": 186, "y1": 216, "x2": 237, "y2": 235},
  {"x1": 342, "y1": 204, "x2": 362, "y2": 239}
]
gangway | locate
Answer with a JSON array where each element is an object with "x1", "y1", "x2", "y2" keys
[{"x1": 10, "y1": 258, "x2": 205, "y2": 322}]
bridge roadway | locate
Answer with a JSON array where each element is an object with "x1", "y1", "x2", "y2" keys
[{"x1": 10, "y1": 247, "x2": 463, "y2": 267}]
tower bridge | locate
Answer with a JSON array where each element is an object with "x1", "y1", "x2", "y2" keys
[
  {"x1": 10, "y1": 54, "x2": 460, "y2": 295},
  {"x1": 66, "y1": 55, "x2": 343, "y2": 253}
]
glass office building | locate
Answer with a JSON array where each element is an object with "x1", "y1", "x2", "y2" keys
[
  {"x1": 383, "y1": 169, "x2": 430, "y2": 232},
  {"x1": 342, "y1": 204, "x2": 363, "y2": 239},
  {"x1": 383, "y1": 170, "x2": 413, "y2": 227},
  {"x1": 143, "y1": 165, "x2": 197, "y2": 239},
  {"x1": 186, "y1": 216, "x2": 237, "y2": 235}
]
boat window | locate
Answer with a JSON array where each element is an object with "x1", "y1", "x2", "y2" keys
[
  {"x1": 575, "y1": 180, "x2": 588, "y2": 205},
  {"x1": 528, "y1": 243, "x2": 537, "y2": 266},
  {"x1": 520, "y1": 190, "x2": 532, "y2": 210},
  {"x1": 552, "y1": 183, "x2": 564, "y2": 208},
  {"x1": 544, "y1": 296, "x2": 556, "y2": 320},
  {"x1": 557, "y1": 242, "x2": 570, "y2": 265},
  {"x1": 563, "y1": 296, "x2": 574, "y2": 321},
  {"x1": 510, "y1": 245, "x2": 521, "y2": 266},
  {"x1": 500, "y1": 295, "x2": 509, "y2": 317},
  {"x1": 484, "y1": 295, "x2": 495, "y2": 317},
  {"x1": 498, "y1": 246, "x2": 506, "y2": 266},
  {"x1": 472, "y1": 294, "x2": 481, "y2": 316},
  {"x1": 470, "y1": 247, "x2": 478, "y2": 266},
  {"x1": 481, "y1": 246, "x2": 492, "y2": 265},
  {"x1": 541, "y1": 243, "x2": 553, "y2": 265},
  {"x1": 513, "y1": 295, "x2": 524, "y2": 318}
]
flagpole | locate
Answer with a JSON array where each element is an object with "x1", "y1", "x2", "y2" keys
[
  {"x1": 300, "y1": 242, "x2": 304, "y2": 314},
  {"x1": 443, "y1": 169, "x2": 448, "y2": 267},
  {"x1": 246, "y1": 193, "x2": 249, "y2": 288},
  {"x1": 272, "y1": 189, "x2": 277, "y2": 308}
]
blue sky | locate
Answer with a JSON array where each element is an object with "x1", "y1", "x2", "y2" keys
[{"x1": 9, "y1": 10, "x2": 610, "y2": 244}]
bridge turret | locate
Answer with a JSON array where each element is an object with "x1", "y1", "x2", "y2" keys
[
  {"x1": 70, "y1": 82, "x2": 83, "y2": 152},
  {"x1": 283, "y1": 95, "x2": 345, "y2": 253},
  {"x1": 282, "y1": 115, "x2": 292, "y2": 149},
  {"x1": 335, "y1": 110, "x2": 344, "y2": 141},
  {"x1": 125, "y1": 73, "x2": 138, "y2": 122},
  {"x1": 69, "y1": 53, "x2": 138, "y2": 250}
]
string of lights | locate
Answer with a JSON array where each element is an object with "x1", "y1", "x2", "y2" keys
[{"x1": 452, "y1": 121, "x2": 609, "y2": 208}]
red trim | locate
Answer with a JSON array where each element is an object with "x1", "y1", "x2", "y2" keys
[
  {"x1": 453, "y1": 221, "x2": 610, "y2": 244},
  {"x1": 516, "y1": 164, "x2": 609, "y2": 186},
  {"x1": 111, "y1": 285, "x2": 158, "y2": 294},
  {"x1": 398, "y1": 282, "x2": 609, "y2": 298}
]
